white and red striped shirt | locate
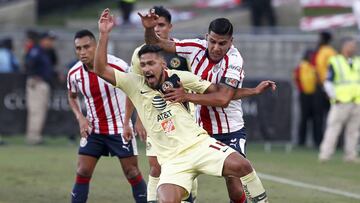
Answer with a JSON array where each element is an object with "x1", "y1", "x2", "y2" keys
[
  {"x1": 175, "y1": 38, "x2": 245, "y2": 135},
  {"x1": 67, "y1": 55, "x2": 130, "y2": 135}
]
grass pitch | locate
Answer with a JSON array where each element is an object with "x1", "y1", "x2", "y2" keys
[{"x1": 0, "y1": 136, "x2": 359, "y2": 203}]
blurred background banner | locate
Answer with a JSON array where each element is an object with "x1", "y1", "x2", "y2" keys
[
  {"x1": 0, "y1": 74, "x2": 292, "y2": 141},
  {"x1": 300, "y1": 0, "x2": 357, "y2": 31},
  {"x1": 0, "y1": 73, "x2": 77, "y2": 135}
]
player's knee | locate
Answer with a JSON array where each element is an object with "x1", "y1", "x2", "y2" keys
[
  {"x1": 235, "y1": 158, "x2": 253, "y2": 176},
  {"x1": 76, "y1": 166, "x2": 93, "y2": 177},
  {"x1": 123, "y1": 166, "x2": 141, "y2": 179},
  {"x1": 157, "y1": 193, "x2": 178, "y2": 203},
  {"x1": 149, "y1": 164, "x2": 161, "y2": 177}
]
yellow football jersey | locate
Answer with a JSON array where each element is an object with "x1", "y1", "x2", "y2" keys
[{"x1": 114, "y1": 69, "x2": 211, "y2": 164}]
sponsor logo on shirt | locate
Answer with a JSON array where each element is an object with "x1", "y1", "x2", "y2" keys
[
  {"x1": 225, "y1": 77, "x2": 239, "y2": 88},
  {"x1": 161, "y1": 119, "x2": 175, "y2": 134},
  {"x1": 157, "y1": 110, "x2": 173, "y2": 122}
]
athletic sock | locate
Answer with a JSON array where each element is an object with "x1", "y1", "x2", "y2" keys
[
  {"x1": 147, "y1": 175, "x2": 160, "y2": 202},
  {"x1": 71, "y1": 175, "x2": 91, "y2": 203},
  {"x1": 240, "y1": 170, "x2": 268, "y2": 203},
  {"x1": 127, "y1": 174, "x2": 147, "y2": 203}
]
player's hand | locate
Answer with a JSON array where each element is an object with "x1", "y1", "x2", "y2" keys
[
  {"x1": 163, "y1": 82, "x2": 188, "y2": 103},
  {"x1": 138, "y1": 9, "x2": 159, "y2": 29},
  {"x1": 135, "y1": 116, "x2": 147, "y2": 142},
  {"x1": 98, "y1": 8, "x2": 115, "y2": 34},
  {"x1": 122, "y1": 123, "x2": 134, "y2": 142},
  {"x1": 255, "y1": 80, "x2": 276, "y2": 94},
  {"x1": 78, "y1": 116, "x2": 91, "y2": 138}
]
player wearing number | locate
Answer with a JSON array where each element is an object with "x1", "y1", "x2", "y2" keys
[
  {"x1": 140, "y1": 8, "x2": 276, "y2": 203},
  {"x1": 67, "y1": 29, "x2": 147, "y2": 203},
  {"x1": 125, "y1": 6, "x2": 197, "y2": 203},
  {"x1": 95, "y1": 8, "x2": 269, "y2": 203}
]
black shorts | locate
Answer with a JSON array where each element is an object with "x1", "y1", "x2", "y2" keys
[
  {"x1": 78, "y1": 133, "x2": 137, "y2": 159},
  {"x1": 211, "y1": 128, "x2": 247, "y2": 157}
]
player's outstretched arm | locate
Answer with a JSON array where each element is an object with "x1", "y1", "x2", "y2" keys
[
  {"x1": 233, "y1": 80, "x2": 276, "y2": 99},
  {"x1": 138, "y1": 9, "x2": 176, "y2": 53},
  {"x1": 94, "y1": 8, "x2": 116, "y2": 85}
]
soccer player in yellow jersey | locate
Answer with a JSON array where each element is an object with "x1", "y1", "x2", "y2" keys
[{"x1": 95, "y1": 9, "x2": 269, "y2": 203}]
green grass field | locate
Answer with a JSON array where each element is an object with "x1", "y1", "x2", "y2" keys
[{"x1": 0, "y1": 136, "x2": 359, "y2": 203}]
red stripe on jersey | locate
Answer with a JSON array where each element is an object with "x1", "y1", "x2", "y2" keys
[
  {"x1": 104, "y1": 84, "x2": 118, "y2": 134},
  {"x1": 113, "y1": 89, "x2": 124, "y2": 126},
  {"x1": 222, "y1": 54, "x2": 229, "y2": 77},
  {"x1": 80, "y1": 68, "x2": 95, "y2": 133},
  {"x1": 221, "y1": 107, "x2": 230, "y2": 132},
  {"x1": 175, "y1": 42, "x2": 206, "y2": 50},
  {"x1": 212, "y1": 107, "x2": 222, "y2": 134},
  {"x1": 177, "y1": 51, "x2": 192, "y2": 54},
  {"x1": 88, "y1": 72, "x2": 109, "y2": 134},
  {"x1": 191, "y1": 50, "x2": 203, "y2": 67},
  {"x1": 200, "y1": 106, "x2": 212, "y2": 135},
  {"x1": 201, "y1": 62, "x2": 215, "y2": 80},
  {"x1": 67, "y1": 66, "x2": 81, "y2": 91},
  {"x1": 194, "y1": 54, "x2": 207, "y2": 75},
  {"x1": 109, "y1": 63, "x2": 125, "y2": 72}
]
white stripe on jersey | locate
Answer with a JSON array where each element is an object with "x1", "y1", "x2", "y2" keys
[
  {"x1": 176, "y1": 39, "x2": 245, "y2": 135},
  {"x1": 67, "y1": 54, "x2": 130, "y2": 135}
]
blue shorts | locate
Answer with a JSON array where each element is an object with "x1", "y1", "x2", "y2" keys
[
  {"x1": 211, "y1": 128, "x2": 247, "y2": 157},
  {"x1": 78, "y1": 133, "x2": 138, "y2": 159}
]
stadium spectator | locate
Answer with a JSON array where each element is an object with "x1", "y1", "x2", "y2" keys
[
  {"x1": 293, "y1": 49, "x2": 320, "y2": 147},
  {"x1": 118, "y1": 0, "x2": 136, "y2": 26},
  {"x1": 0, "y1": 37, "x2": 20, "y2": 73},
  {"x1": 126, "y1": 6, "x2": 197, "y2": 203},
  {"x1": 24, "y1": 29, "x2": 39, "y2": 57},
  {"x1": 141, "y1": 8, "x2": 275, "y2": 203},
  {"x1": 319, "y1": 37, "x2": 360, "y2": 163},
  {"x1": 67, "y1": 29, "x2": 147, "y2": 203},
  {"x1": 95, "y1": 9, "x2": 269, "y2": 203},
  {"x1": 24, "y1": 31, "x2": 56, "y2": 145},
  {"x1": 313, "y1": 31, "x2": 337, "y2": 146}
]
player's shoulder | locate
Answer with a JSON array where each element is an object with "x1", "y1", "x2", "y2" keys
[
  {"x1": 176, "y1": 38, "x2": 206, "y2": 49},
  {"x1": 68, "y1": 61, "x2": 82, "y2": 74},
  {"x1": 226, "y1": 47, "x2": 243, "y2": 65},
  {"x1": 133, "y1": 44, "x2": 145, "y2": 56},
  {"x1": 107, "y1": 54, "x2": 129, "y2": 72}
]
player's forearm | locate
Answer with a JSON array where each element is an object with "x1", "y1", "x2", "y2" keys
[
  {"x1": 233, "y1": 88, "x2": 258, "y2": 100},
  {"x1": 185, "y1": 93, "x2": 230, "y2": 108},
  {"x1": 124, "y1": 97, "x2": 134, "y2": 125},
  {"x1": 94, "y1": 32, "x2": 109, "y2": 77},
  {"x1": 145, "y1": 27, "x2": 160, "y2": 45},
  {"x1": 68, "y1": 97, "x2": 84, "y2": 121},
  {"x1": 145, "y1": 28, "x2": 176, "y2": 53}
]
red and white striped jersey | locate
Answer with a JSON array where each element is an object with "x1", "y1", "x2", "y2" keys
[
  {"x1": 175, "y1": 38, "x2": 245, "y2": 135},
  {"x1": 67, "y1": 55, "x2": 130, "y2": 135}
]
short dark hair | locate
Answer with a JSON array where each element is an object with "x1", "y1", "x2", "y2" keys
[
  {"x1": 208, "y1": 18, "x2": 233, "y2": 36},
  {"x1": 138, "y1": 44, "x2": 163, "y2": 58},
  {"x1": 152, "y1": 6, "x2": 171, "y2": 23},
  {"x1": 319, "y1": 31, "x2": 332, "y2": 45},
  {"x1": 74, "y1": 29, "x2": 96, "y2": 41}
]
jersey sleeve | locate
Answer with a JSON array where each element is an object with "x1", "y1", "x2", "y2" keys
[
  {"x1": 130, "y1": 46, "x2": 143, "y2": 75},
  {"x1": 107, "y1": 55, "x2": 130, "y2": 73},
  {"x1": 175, "y1": 38, "x2": 206, "y2": 61},
  {"x1": 221, "y1": 49, "x2": 245, "y2": 89},
  {"x1": 66, "y1": 71, "x2": 78, "y2": 93},
  {"x1": 114, "y1": 69, "x2": 140, "y2": 96},
  {"x1": 171, "y1": 70, "x2": 211, "y2": 94}
]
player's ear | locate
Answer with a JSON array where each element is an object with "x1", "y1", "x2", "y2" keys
[{"x1": 205, "y1": 33, "x2": 208, "y2": 41}]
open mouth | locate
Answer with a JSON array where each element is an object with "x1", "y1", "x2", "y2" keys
[{"x1": 145, "y1": 74, "x2": 156, "y2": 83}]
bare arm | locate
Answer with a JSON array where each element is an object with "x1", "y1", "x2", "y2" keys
[
  {"x1": 164, "y1": 83, "x2": 234, "y2": 108},
  {"x1": 138, "y1": 10, "x2": 176, "y2": 53},
  {"x1": 123, "y1": 97, "x2": 135, "y2": 141},
  {"x1": 67, "y1": 91, "x2": 90, "y2": 138},
  {"x1": 94, "y1": 8, "x2": 116, "y2": 85},
  {"x1": 233, "y1": 80, "x2": 276, "y2": 99}
]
